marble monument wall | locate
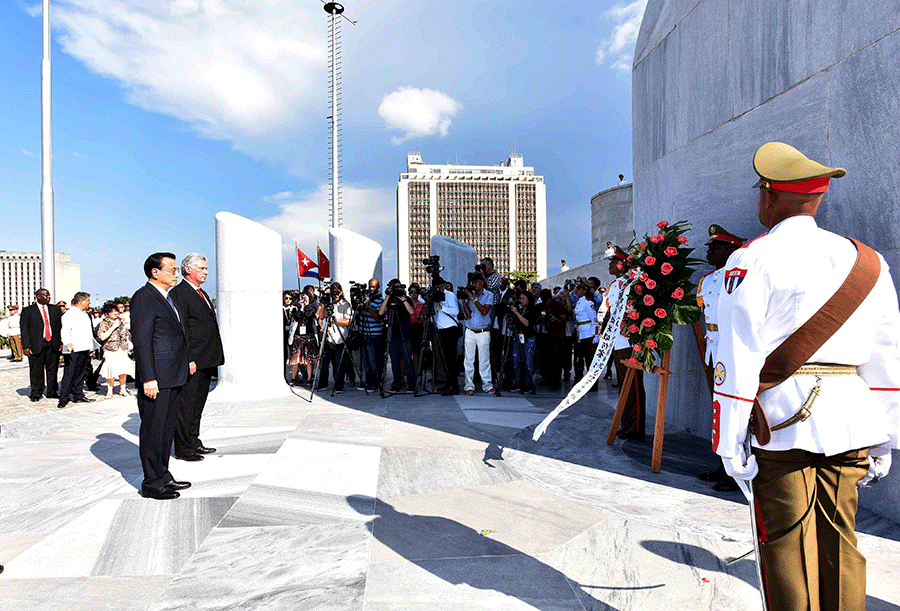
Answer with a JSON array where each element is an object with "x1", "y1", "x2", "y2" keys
[{"x1": 632, "y1": 0, "x2": 900, "y2": 520}]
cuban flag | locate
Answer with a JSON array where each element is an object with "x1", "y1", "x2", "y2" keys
[
  {"x1": 297, "y1": 245, "x2": 319, "y2": 279},
  {"x1": 724, "y1": 267, "x2": 747, "y2": 294}
]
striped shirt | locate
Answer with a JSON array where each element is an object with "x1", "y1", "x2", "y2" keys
[{"x1": 358, "y1": 295, "x2": 385, "y2": 336}]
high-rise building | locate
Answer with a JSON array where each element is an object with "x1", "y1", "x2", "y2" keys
[
  {"x1": 0, "y1": 252, "x2": 81, "y2": 311},
  {"x1": 397, "y1": 152, "x2": 547, "y2": 286}
]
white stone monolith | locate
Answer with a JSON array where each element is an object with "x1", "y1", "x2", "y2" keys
[
  {"x1": 210, "y1": 211, "x2": 292, "y2": 401},
  {"x1": 430, "y1": 235, "x2": 477, "y2": 289},
  {"x1": 329, "y1": 227, "x2": 382, "y2": 287}
]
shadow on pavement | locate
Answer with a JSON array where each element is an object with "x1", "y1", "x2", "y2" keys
[
  {"x1": 346, "y1": 494, "x2": 657, "y2": 610},
  {"x1": 90, "y1": 432, "x2": 140, "y2": 490}
]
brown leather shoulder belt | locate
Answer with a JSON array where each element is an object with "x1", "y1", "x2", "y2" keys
[{"x1": 751, "y1": 237, "x2": 881, "y2": 445}]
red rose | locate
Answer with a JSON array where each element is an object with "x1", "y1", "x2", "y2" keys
[
  {"x1": 628, "y1": 269, "x2": 636, "y2": 279},
  {"x1": 660, "y1": 262, "x2": 674, "y2": 275},
  {"x1": 645, "y1": 278, "x2": 657, "y2": 289},
  {"x1": 645, "y1": 339, "x2": 658, "y2": 349},
  {"x1": 628, "y1": 357, "x2": 641, "y2": 367},
  {"x1": 664, "y1": 246, "x2": 678, "y2": 257},
  {"x1": 671, "y1": 287, "x2": 684, "y2": 300},
  {"x1": 649, "y1": 235, "x2": 664, "y2": 244},
  {"x1": 657, "y1": 221, "x2": 669, "y2": 228},
  {"x1": 640, "y1": 242, "x2": 647, "y2": 249},
  {"x1": 634, "y1": 284, "x2": 644, "y2": 294},
  {"x1": 628, "y1": 310, "x2": 639, "y2": 320},
  {"x1": 643, "y1": 294, "x2": 655, "y2": 306},
  {"x1": 628, "y1": 324, "x2": 639, "y2": 334},
  {"x1": 655, "y1": 308, "x2": 668, "y2": 319},
  {"x1": 632, "y1": 344, "x2": 643, "y2": 353},
  {"x1": 677, "y1": 236, "x2": 688, "y2": 245},
  {"x1": 627, "y1": 299, "x2": 635, "y2": 308},
  {"x1": 642, "y1": 318, "x2": 656, "y2": 328},
  {"x1": 639, "y1": 272, "x2": 649, "y2": 282},
  {"x1": 644, "y1": 256, "x2": 656, "y2": 266},
  {"x1": 616, "y1": 262, "x2": 624, "y2": 271},
  {"x1": 627, "y1": 255, "x2": 634, "y2": 262}
]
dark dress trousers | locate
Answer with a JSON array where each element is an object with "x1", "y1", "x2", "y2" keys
[
  {"x1": 19, "y1": 303, "x2": 63, "y2": 398},
  {"x1": 170, "y1": 281, "x2": 224, "y2": 455},
  {"x1": 131, "y1": 283, "x2": 190, "y2": 494}
]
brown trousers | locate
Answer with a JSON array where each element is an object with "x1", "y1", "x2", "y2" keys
[
  {"x1": 752, "y1": 447, "x2": 870, "y2": 611},
  {"x1": 9, "y1": 334, "x2": 22, "y2": 360}
]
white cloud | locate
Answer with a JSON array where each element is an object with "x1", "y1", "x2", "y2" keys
[
  {"x1": 72, "y1": 151, "x2": 87, "y2": 158},
  {"x1": 258, "y1": 183, "x2": 397, "y2": 280},
  {"x1": 378, "y1": 87, "x2": 462, "y2": 145},
  {"x1": 48, "y1": 1, "x2": 326, "y2": 158},
  {"x1": 22, "y1": 150, "x2": 34, "y2": 156},
  {"x1": 595, "y1": 0, "x2": 647, "y2": 74}
]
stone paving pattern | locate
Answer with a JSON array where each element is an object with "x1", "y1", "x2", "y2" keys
[{"x1": 1, "y1": 353, "x2": 899, "y2": 610}]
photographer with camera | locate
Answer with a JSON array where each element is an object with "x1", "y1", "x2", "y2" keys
[
  {"x1": 356, "y1": 278, "x2": 385, "y2": 392},
  {"x1": 425, "y1": 276, "x2": 460, "y2": 395},
  {"x1": 378, "y1": 279, "x2": 417, "y2": 391},
  {"x1": 570, "y1": 281, "x2": 598, "y2": 383},
  {"x1": 287, "y1": 286, "x2": 319, "y2": 388},
  {"x1": 315, "y1": 282, "x2": 352, "y2": 394},
  {"x1": 537, "y1": 287, "x2": 568, "y2": 391},
  {"x1": 508, "y1": 289, "x2": 539, "y2": 394},
  {"x1": 460, "y1": 273, "x2": 495, "y2": 395}
]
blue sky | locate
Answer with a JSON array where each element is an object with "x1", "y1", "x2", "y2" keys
[{"x1": 0, "y1": 0, "x2": 644, "y2": 301}]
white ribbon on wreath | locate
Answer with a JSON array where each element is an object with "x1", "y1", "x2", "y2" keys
[{"x1": 533, "y1": 274, "x2": 640, "y2": 441}]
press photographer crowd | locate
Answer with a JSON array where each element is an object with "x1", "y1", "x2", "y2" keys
[{"x1": 280, "y1": 255, "x2": 618, "y2": 400}]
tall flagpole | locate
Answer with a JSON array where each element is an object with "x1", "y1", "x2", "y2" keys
[{"x1": 41, "y1": 0, "x2": 56, "y2": 298}]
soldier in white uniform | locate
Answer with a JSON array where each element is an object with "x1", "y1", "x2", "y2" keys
[
  {"x1": 696, "y1": 225, "x2": 744, "y2": 491},
  {"x1": 714, "y1": 142, "x2": 900, "y2": 611}
]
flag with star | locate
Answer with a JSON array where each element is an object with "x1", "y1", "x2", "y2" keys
[{"x1": 296, "y1": 244, "x2": 319, "y2": 279}]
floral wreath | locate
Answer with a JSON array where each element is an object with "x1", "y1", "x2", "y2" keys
[{"x1": 619, "y1": 220, "x2": 703, "y2": 372}]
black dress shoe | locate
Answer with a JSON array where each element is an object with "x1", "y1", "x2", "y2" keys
[
  {"x1": 72, "y1": 396, "x2": 95, "y2": 403},
  {"x1": 712, "y1": 478, "x2": 740, "y2": 492},
  {"x1": 195, "y1": 445, "x2": 216, "y2": 454},
  {"x1": 698, "y1": 466, "x2": 727, "y2": 482},
  {"x1": 30, "y1": 396, "x2": 41, "y2": 402},
  {"x1": 141, "y1": 488, "x2": 180, "y2": 500},
  {"x1": 166, "y1": 480, "x2": 192, "y2": 490},
  {"x1": 57, "y1": 400, "x2": 69, "y2": 409},
  {"x1": 174, "y1": 453, "x2": 204, "y2": 461}
]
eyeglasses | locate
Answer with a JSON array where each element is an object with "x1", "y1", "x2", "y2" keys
[{"x1": 159, "y1": 267, "x2": 179, "y2": 276}]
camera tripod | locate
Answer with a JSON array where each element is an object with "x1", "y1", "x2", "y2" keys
[
  {"x1": 414, "y1": 295, "x2": 452, "y2": 397},
  {"x1": 378, "y1": 300, "x2": 417, "y2": 398},
  {"x1": 307, "y1": 305, "x2": 367, "y2": 400},
  {"x1": 493, "y1": 311, "x2": 519, "y2": 398}
]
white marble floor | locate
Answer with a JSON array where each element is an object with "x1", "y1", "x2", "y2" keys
[{"x1": 1, "y1": 384, "x2": 899, "y2": 610}]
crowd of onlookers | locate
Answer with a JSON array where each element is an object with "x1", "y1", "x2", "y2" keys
[
  {"x1": 1, "y1": 292, "x2": 135, "y2": 403},
  {"x1": 281, "y1": 256, "x2": 614, "y2": 396}
]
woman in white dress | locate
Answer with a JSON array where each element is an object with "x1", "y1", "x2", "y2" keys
[{"x1": 96, "y1": 301, "x2": 134, "y2": 397}]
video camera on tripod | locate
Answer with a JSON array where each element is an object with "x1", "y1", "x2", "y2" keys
[
  {"x1": 421, "y1": 256, "x2": 446, "y2": 303},
  {"x1": 347, "y1": 281, "x2": 368, "y2": 309}
]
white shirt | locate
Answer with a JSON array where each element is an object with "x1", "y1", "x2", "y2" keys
[
  {"x1": 560, "y1": 264, "x2": 570, "y2": 273},
  {"x1": 714, "y1": 216, "x2": 900, "y2": 458},
  {"x1": 434, "y1": 290, "x2": 459, "y2": 330},
  {"x1": 573, "y1": 296, "x2": 598, "y2": 340},
  {"x1": 605, "y1": 278, "x2": 632, "y2": 350},
  {"x1": 696, "y1": 268, "x2": 724, "y2": 365},
  {"x1": 324, "y1": 299, "x2": 352, "y2": 344},
  {"x1": 7, "y1": 312, "x2": 20, "y2": 333},
  {"x1": 61, "y1": 308, "x2": 98, "y2": 353},
  {"x1": 603, "y1": 247, "x2": 615, "y2": 259}
]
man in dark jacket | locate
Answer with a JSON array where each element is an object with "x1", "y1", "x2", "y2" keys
[
  {"x1": 19, "y1": 288, "x2": 63, "y2": 401},
  {"x1": 131, "y1": 252, "x2": 192, "y2": 500},
  {"x1": 170, "y1": 253, "x2": 224, "y2": 461}
]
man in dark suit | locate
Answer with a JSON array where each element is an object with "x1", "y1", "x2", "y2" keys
[
  {"x1": 131, "y1": 252, "x2": 193, "y2": 500},
  {"x1": 19, "y1": 288, "x2": 63, "y2": 401},
  {"x1": 170, "y1": 253, "x2": 224, "y2": 461}
]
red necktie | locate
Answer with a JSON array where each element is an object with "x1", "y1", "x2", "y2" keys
[
  {"x1": 197, "y1": 288, "x2": 211, "y2": 309},
  {"x1": 41, "y1": 306, "x2": 51, "y2": 341}
]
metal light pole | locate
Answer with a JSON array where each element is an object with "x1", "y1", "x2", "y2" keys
[
  {"x1": 41, "y1": 0, "x2": 55, "y2": 298},
  {"x1": 324, "y1": 2, "x2": 344, "y2": 230}
]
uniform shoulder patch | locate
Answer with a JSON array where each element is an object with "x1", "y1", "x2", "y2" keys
[
  {"x1": 739, "y1": 233, "x2": 768, "y2": 249},
  {"x1": 724, "y1": 267, "x2": 747, "y2": 294},
  {"x1": 714, "y1": 362, "x2": 726, "y2": 385}
]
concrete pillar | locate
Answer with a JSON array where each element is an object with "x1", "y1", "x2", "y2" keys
[
  {"x1": 211, "y1": 212, "x2": 291, "y2": 401},
  {"x1": 430, "y1": 235, "x2": 477, "y2": 289},
  {"x1": 329, "y1": 227, "x2": 383, "y2": 287}
]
